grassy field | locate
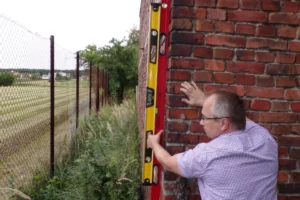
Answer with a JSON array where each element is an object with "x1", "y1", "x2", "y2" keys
[{"x1": 0, "y1": 79, "x2": 93, "y2": 199}]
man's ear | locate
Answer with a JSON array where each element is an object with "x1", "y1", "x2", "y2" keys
[{"x1": 220, "y1": 118, "x2": 229, "y2": 131}]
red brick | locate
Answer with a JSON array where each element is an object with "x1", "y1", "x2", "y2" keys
[
  {"x1": 246, "y1": 87, "x2": 284, "y2": 98},
  {"x1": 250, "y1": 100, "x2": 270, "y2": 111},
  {"x1": 215, "y1": 21, "x2": 234, "y2": 33},
  {"x1": 166, "y1": 146, "x2": 185, "y2": 155},
  {"x1": 278, "y1": 159, "x2": 297, "y2": 170},
  {"x1": 269, "y1": 13, "x2": 300, "y2": 25},
  {"x1": 236, "y1": 24, "x2": 255, "y2": 35},
  {"x1": 260, "y1": 113, "x2": 297, "y2": 123},
  {"x1": 190, "y1": 122, "x2": 205, "y2": 133},
  {"x1": 236, "y1": 74, "x2": 255, "y2": 85},
  {"x1": 199, "y1": 135, "x2": 211, "y2": 143},
  {"x1": 278, "y1": 26, "x2": 297, "y2": 39},
  {"x1": 267, "y1": 64, "x2": 297, "y2": 75},
  {"x1": 195, "y1": 0, "x2": 216, "y2": 7},
  {"x1": 291, "y1": 172, "x2": 300, "y2": 182},
  {"x1": 276, "y1": 53, "x2": 296, "y2": 64},
  {"x1": 236, "y1": 50, "x2": 255, "y2": 61},
  {"x1": 194, "y1": 47, "x2": 213, "y2": 58},
  {"x1": 241, "y1": 0, "x2": 261, "y2": 10},
  {"x1": 290, "y1": 148, "x2": 300, "y2": 159},
  {"x1": 195, "y1": 20, "x2": 214, "y2": 32},
  {"x1": 218, "y1": 0, "x2": 238, "y2": 8},
  {"x1": 167, "y1": 133, "x2": 199, "y2": 145},
  {"x1": 243, "y1": 99, "x2": 250, "y2": 109},
  {"x1": 276, "y1": 77, "x2": 296, "y2": 87},
  {"x1": 256, "y1": 51, "x2": 275, "y2": 63},
  {"x1": 169, "y1": 58, "x2": 204, "y2": 70},
  {"x1": 173, "y1": 0, "x2": 194, "y2": 6},
  {"x1": 167, "y1": 121, "x2": 188, "y2": 132},
  {"x1": 192, "y1": 71, "x2": 213, "y2": 82},
  {"x1": 272, "y1": 125, "x2": 291, "y2": 135},
  {"x1": 172, "y1": 7, "x2": 206, "y2": 19},
  {"x1": 228, "y1": 11, "x2": 268, "y2": 23},
  {"x1": 213, "y1": 48, "x2": 233, "y2": 60},
  {"x1": 278, "y1": 147, "x2": 289, "y2": 158},
  {"x1": 288, "y1": 41, "x2": 300, "y2": 52},
  {"x1": 167, "y1": 83, "x2": 183, "y2": 94},
  {"x1": 171, "y1": 19, "x2": 193, "y2": 30},
  {"x1": 169, "y1": 45, "x2": 192, "y2": 56},
  {"x1": 291, "y1": 125, "x2": 300, "y2": 134},
  {"x1": 297, "y1": 78, "x2": 300, "y2": 87},
  {"x1": 166, "y1": 95, "x2": 187, "y2": 107},
  {"x1": 169, "y1": 70, "x2": 190, "y2": 81},
  {"x1": 278, "y1": 171, "x2": 289, "y2": 182},
  {"x1": 256, "y1": 25, "x2": 276, "y2": 37},
  {"x1": 227, "y1": 62, "x2": 265, "y2": 74},
  {"x1": 164, "y1": 171, "x2": 178, "y2": 181},
  {"x1": 167, "y1": 108, "x2": 199, "y2": 120},
  {"x1": 262, "y1": 124, "x2": 272, "y2": 133},
  {"x1": 296, "y1": 54, "x2": 300, "y2": 63},
  {"x1": 205, "y1": 60, "x2": 225, "y2": 71},
  {"x1": 207, "y1": 9, "x2": 226, "y2": 20},
  {"x1": 214, "y1": 72, "x2": 234, "y2": 84},
  {"x1": 256, "y1": 76, "x2": 275, "y2": 87},
  {"x1": 188, "y1": 194, "x2": 202, "y2": 200},
  {"x1": 271, "y1": 101, "x2": 290, "y2": 112},
  {"x1": 204, "y1": 85, "x2": 245, "y2": 96},
  {"x1": 291, "y1": 102, "x2": 300, "y2": 112},
  {"x1": 262, "y1": 0, "x2": 280, "y2": 11},
  {"x1": 282, "y1": 1, "x2": 300, "y2": 13},
  {"x1": 246, "y1": 111, "x2": 259, "y2": 122},
  {"x1": 247, "y1": 38, "x2": 287, "y2": 50},
  {"x1": 285, "y1": 90, "x2": 300, "y2": 100},
  {"x1": 206, "y1": 35, "x2": 246, "y2": 48},
  {"x1": 171, "y1": 32, "x2": 204, "y2": 44}
]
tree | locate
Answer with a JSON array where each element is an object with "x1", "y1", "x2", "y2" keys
[{"x1": 80, "y1": 28, "x2": 139, "y2": 103}]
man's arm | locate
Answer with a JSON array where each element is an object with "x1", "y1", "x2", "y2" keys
[
  {"x1": 180, "y1": 81, "x2": 251, "y2": 121},
  {"x1": 147, "y1": 130, "x2": 183, "y2": 176}
]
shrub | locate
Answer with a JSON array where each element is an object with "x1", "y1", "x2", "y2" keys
[{"x1": 0, "y1": 72, "x2": 15, "y2": 86}]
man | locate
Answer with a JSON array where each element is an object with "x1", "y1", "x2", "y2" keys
[{"x1": 147, "y1": 81, "x2": 278, "y2": 200}]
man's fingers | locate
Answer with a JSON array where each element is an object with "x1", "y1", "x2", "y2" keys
[
  {"x1": 181, "y1": 98, "x2": 191, "y2": 105},
  {"x1": 191, "y1": 81, "x2": 198, "y2": 89}
]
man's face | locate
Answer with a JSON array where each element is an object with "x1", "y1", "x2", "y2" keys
[{"x1": 200, "y1": 95, "x2": 222, "y2": 139}]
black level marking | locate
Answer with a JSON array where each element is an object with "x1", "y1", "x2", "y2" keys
[
  {"x1": 146, "y1": 87, "x2": 154, "y2": 107},
  {"x1": 145, "y1": 130, "x2": 153, "y2": 163}
]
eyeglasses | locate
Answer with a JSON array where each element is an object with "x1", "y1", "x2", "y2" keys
[{"x1": 201, "y1": 116, "x2": 232, "y2": 121}]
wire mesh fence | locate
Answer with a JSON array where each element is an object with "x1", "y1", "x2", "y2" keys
[{"x1": 0, "y1": 14, "x2": 109, "y2": 199}]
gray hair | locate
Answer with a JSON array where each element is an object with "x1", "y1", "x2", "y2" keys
[{"x1": 208, "y1": 90, "x2": 246, "y2": 130}]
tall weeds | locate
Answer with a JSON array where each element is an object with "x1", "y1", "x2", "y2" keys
[{"x1": 17, "y1": 98, "x2": 141, "y2": 200}]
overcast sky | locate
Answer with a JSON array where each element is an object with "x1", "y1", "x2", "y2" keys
[{"x1": 0, "y1": 0, "x2": 141, "y2": 52}]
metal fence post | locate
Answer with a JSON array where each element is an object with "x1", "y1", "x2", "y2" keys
[
  {"x1": 50, "y1": 35, "x2": 55, "y2": 178},
  {"x1": 89, "y1": 62, "x2": 92, "y2": 115},
  {"x1": 76, "y1": 51, "x2": 79, "y2": 129},
  {"x1": 96, "y1": 67, "x2": 100, "y2": 115}
]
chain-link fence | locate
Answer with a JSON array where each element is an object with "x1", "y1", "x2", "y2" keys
[{"x1": 0, "y1": 14, "x2": 109, "y2": 199}]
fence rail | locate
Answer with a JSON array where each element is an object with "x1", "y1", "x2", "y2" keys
[{"x1": 0, "y1": 14, "x2": 109, "y2": 199}]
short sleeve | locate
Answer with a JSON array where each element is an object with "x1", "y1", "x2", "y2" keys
[{"x1": 177, "y1": 144, "x2": 207, "y2": 178}]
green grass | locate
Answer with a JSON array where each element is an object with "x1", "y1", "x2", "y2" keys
[{"x1": 14, "y1": 97, "x2": 141, "y2": 200}]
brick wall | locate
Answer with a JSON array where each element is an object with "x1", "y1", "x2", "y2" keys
[{"x1": 139, "y1": 0, "x2": 300, "y2": 199}]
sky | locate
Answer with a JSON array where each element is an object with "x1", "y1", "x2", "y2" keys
[{"x1": 0, "y1": 0, "x2": 141, "y2": 53}]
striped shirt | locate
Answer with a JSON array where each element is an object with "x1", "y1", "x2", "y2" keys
[{"x1": 178, "y1": 120, "x2": 278, "y2": 200}]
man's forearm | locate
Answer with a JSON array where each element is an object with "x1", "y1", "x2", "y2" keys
[{"x1": 152, "y1": 142, "x2": 172, "y2": 169}]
